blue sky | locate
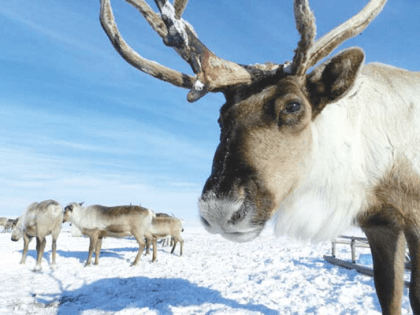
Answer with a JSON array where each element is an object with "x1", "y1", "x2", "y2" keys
[{"x1": 0, "y1": 0, "x2": 419, "y2": 222}]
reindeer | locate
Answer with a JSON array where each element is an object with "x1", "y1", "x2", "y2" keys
[
  {"x1": 100, "y1": 0, "x2": 420, "y2": 313},
  {"x1": 11, "y1": 200, "x2": 63, "y2": 271},
  {"x1": 155, "y1": 213, "x2": 176, "y2": 247},
  {"x1": 63, "y1": 202, "x2": 154, "y2": 266},
  {"x1": 145, "y1": 213, "x2": 184, "y2": 261}
]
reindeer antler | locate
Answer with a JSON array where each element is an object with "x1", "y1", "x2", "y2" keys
[
  {"x1": 291, "y1": 0, "x2": 387, "y2": 76},
  {"x1": 101, "y1": 0, "x2": 282, "y2": 102},
  {"x1": 100, "y1": 0, "x2": 194, "y2": 88},
  {"x1": 100, "y1": 0, "x2": 386, "y2": 101},
  {"x1": 291, "y1": 0, "x2": 316, "y2": 77}
]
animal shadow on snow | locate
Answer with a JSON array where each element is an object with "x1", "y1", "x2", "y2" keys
[
  {"x1": 57, "y1": 246, "x2": 172, "y2": 264},
  {"x1": 17, "y1": 248, "x2": 125, "y2": 266},
  {"x1": 55, "y1": 249, "x2": 125, "y2": 264},
  {"x1": 36, "y1": 277, "x2": 279, "y2": 315},
  {"x1": 17, "y1": 249, "x2": 58, "y2": 268}
]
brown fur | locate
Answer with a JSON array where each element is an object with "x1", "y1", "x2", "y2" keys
[
  {"x1": 204, "y1": 49, "x2": 362, "y2": 228},
  {"x1": 306, "y1": 48, "x2": 365, "y2": 118},
  {"x1": 358, "y1": 158, "x2": 420, "y2": 314}
]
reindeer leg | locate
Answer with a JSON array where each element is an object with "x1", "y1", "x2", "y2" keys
[
  {"x1": 171, "y1": 239, "x2": 177, "y2": 254},
  {"x1": 85, "y1": 234, "x2": 97, "y2": 266},
  {"x1": 172, "y1": 235, "x2": 184, "y2": 256},
  {"x1": 50, "y1": 230, "x2": 60, "y2": 269},
  {"x1": 131, "y1": 232, "x2": 146, "y2": 266},
  {"x1": 179, "y1": 238, "x2": 184, "y2": 256},
  {"x1": 363, "y1": 224, "x2": 406, "y2": 315},
  {"x1": 35, "y1": 236, "x2": 46, "y2": 271},
  {"x1": 51, "y1": 238, "x2": 57, "y2": 267},
  {"x1": 20, "y1": 234, "x2": 32, "y2": 264},
  {"x1": 405, "y1": 230, "x2": 420, "y2": 314},
  {"x1": 145, "y1": 238, "x2": 150, "y2": 256},
  {"x1": 152, "y1": 236, "x2": 157, "y2": 262},
  {"x1": 94, "y1": 237, "x2": 103, "y2": 265}
]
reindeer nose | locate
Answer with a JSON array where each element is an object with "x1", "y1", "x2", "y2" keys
[{"x1": 228, "y1": 206, "x2": 248, "y2": 225}]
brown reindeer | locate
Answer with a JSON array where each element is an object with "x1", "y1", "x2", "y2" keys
[
  {"x1": 145, "y1": 213, "x2": 184, "y2": 261},
  {"x1": 63, "y1": 202, "x2": 154, "y2": 266},
  {"x1": 100, "y1": 0, "x2": 420, "y2": 313}
]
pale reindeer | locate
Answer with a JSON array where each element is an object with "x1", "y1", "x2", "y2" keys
[
  {"x1": 11, "y1": 200, "x2": 63, "y2": 271},
  {"x1": 100, "y1": 0, "x2": 420, "y2": 314}
]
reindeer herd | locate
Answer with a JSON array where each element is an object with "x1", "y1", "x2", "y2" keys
[{"x1": 6, "y1": 199, "x2": 184, "y2": 271}]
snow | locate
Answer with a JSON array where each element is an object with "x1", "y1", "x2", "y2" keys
[{"x1": 0, "y1": 224, "x2": 413, "y2": 315}]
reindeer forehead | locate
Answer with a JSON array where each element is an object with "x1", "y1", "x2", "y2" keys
[{"x1": 220, "y1": 78, "x2": 305, "y2": 122}]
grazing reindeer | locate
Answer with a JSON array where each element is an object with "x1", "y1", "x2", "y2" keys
[
  {"x1": 100, "y1": 0, "x2": 420, "y2": 313},
  {"x1": 11, "y1": 200, "x2": 63, "y2": 271}
]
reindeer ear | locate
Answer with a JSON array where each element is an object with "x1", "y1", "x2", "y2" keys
[{"x1": 306, "y1": 47, "x2": 365, "y2": 118}]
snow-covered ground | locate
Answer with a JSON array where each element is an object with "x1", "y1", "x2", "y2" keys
[{"x1": 0, "y1": 224, "x2": 413, "y2": 315}]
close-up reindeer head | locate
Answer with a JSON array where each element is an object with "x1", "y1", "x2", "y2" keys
[{"x1": 100, "y1": 0, "x2": 387, "y2": 242}]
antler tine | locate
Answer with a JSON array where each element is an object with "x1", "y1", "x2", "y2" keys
[
  {"x1": 291, "y1": 0, "x2": 316, "y2": 77},
  {"x1": 306, "y1": 0, "x2": 387, "y2": 73},
  {"x1": 174, "y1": 0, "x2": 188, "y2": 19},
  {"x1": 102, "y1": 0, "x2": 261, "y2": 102},
  {"x1": 154, "y1": 0, "x2": 259, "y2": 102},
  {"x1": 125, "y1": 0, "x2": 167, "y2": 38},
  {"x1": 100, "y1": 0, "x2": 194, "y2": 89}
]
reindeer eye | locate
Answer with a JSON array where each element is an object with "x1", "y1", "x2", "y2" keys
[{"x1": 285, "y1": 102, "x2": 301, "y2": 113}]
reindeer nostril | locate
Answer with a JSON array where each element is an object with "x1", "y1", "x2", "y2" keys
[
  {"x1": 228, "y1": 206, "x2": 248, "y2": 225},
  {"x1": 200, "y1": 215, "x2": 211, "y2": 228}
]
